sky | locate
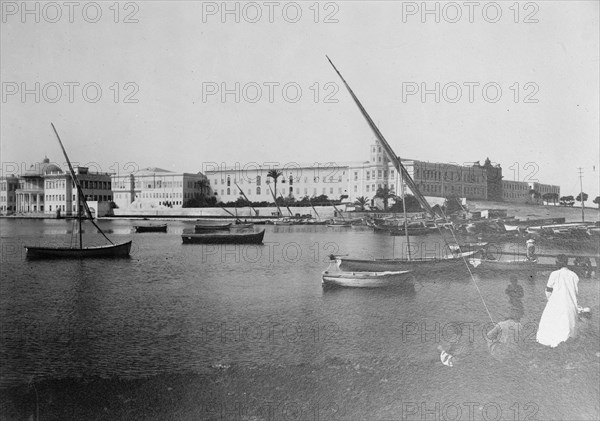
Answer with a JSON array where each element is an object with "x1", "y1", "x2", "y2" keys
[{"x1": 1, "y1": 1, "x2": 599, "y2": 198}]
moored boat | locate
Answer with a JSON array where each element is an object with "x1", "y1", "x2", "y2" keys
[
  {"x1": 182, "y1": 229, "x2": 265, "y2": 244},
  {"x1": 337, "y1": 252, "x2": 476, "y2": 275},
  {"x1": 134, "y1": 224, "x2": 168, "y2": 233},
  {"x1": 194, "y1": 222, "x2": 231, "y2": 231},
  {"x1": 322, "y1": 268, "x2": 413, "y2": 288},
  {"x1": 26, "y1": 241, "x2": 132, "y2": 259}
]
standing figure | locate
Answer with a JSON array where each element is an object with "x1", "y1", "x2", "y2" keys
[
  {"x1": 526, "y1": 238, "x2": 537, "y2": 262},
  {"x1": 536, "y1": 254, "x2": 579, "y2": 348}
]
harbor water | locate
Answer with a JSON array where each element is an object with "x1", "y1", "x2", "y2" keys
[{"x1": 1, "y1": 218, "x2": 599, "y2": 420}]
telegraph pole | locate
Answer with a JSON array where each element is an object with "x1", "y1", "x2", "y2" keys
[{"x1": 577, "y1": 167, "x2": 584, "y2": 221}]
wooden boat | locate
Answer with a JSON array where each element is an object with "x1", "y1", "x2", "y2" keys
[
  {"x1": 182, "y1": 229, "x2": 265, "y2": 244},
  {"x1": 327, "y1": 223, "x2": 352, "y2": 227},
  {"x1": 26, "y1": 242, "x2": 132, "y2": 259},
  {"x1": 194, "y1": 222, "x2": 231, "y2": 231},
  {"x1": 337, "y1": 252, "x2": 476, "y2": 275},
  {"x1": 24, "y1": 124, "x2": 132, "y2": 259},
  {"x1": 468, "y1": 257, "x2": 538, "y2": 272},
  {"x1": 322, "y1": 268, "x2": 413, "y2": 288},
  {"x1": 134, "y1": 224, "x2": 167, "y2": 233}
]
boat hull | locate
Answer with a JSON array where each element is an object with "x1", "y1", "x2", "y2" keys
[
  {"x1": 25, "y1": 241, "x2": 132, "y2": 259},
  {"x1": 469, "y1": 258, "x2": 539, "y2": 272},
  {"x1": 322, "y1": 270, "x2": 413, "y2": 287},
  {"x1": 134, "y1": 224, "x2": 167, "y2": 233},
  {"x1": 182, "y1": 230, "x2": 265, "y2": 244},
  {"x1": 338, "y1": 253, "x2": 474, "y2": 274},
  {"x1": 194, "y1": 223, "x2": 231, "y2": 231}
]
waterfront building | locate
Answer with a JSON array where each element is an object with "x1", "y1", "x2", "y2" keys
[
  {"x1": 501, "y1": 180, "x2": 560, "y2": 203},
  {"x1": 44, "y1": 166, "x2": 113, "y2": 216},
  {"x1": 347, "y1": 143, "x2": 489, "y2": 206},
  {"x1": 203, "y1": 163, "x2": 351, "y2": 204},
  {"x1": 111, "y1": 167, "x2": 208, "y2": 210},
  {"x1": 11, "y1": 157, "x2": 113, "y2": 216},
  {"x1": 0, "y1": 175, "x2": 19, "y2": 215}
]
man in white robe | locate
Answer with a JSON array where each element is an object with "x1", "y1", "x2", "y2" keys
[{"x1": 536, "y1": 254, "x2": 579, "y2": 347}]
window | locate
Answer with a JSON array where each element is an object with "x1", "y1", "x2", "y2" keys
[
  {"x1": 256, "y1": 176, "x2": 261, "y2": 185},
  {"x1": 227, "y1": 188, "x2": 230, "y2": 195},
  {"x1": 256, "y1": 187, "x2": 261, "y2": 195},
  {"x1": 366, "y1": 185, "x2": 370, "y2": 192}
]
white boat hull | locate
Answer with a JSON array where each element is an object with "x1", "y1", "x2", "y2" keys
[{"x1": 322, "y1": 270, "x2": 413, "y2": 288}]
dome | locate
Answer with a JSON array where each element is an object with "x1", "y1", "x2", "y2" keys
[{"x1": 23, "y1": 157, "x2": 63, "y2": 177}]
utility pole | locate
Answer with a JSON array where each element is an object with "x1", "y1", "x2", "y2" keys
[{"x1": 577, "y1": 167, "x2": 584, "y2": 221}]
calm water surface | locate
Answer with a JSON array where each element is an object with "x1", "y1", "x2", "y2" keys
[{"x1": 1, "y1": 218, "x2": 599, "y2": 418}]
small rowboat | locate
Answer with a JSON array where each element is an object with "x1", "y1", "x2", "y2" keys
[
  {"x1": 182, "y1": 229, "x2": 265, "y2": 244},
  {"x1": 134, "y1": 224, "x2": 167, "y2": 233},
  {"x1": 322, "y1": 269, "x2": 413, "y2": 288},
  {"x1": 194, "y1": 222, "x2": 231, "y2": 232}
]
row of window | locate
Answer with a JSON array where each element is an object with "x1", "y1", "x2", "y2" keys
[
  {"x1": 0, "y1": 184, "x2": 18, "y2": 192},
  {"x1": 213, "y1": 175, "x2": 346, "y2": 186},
  {"x1": 217, "y1": 186, "x2": 345, "y2": 196}
]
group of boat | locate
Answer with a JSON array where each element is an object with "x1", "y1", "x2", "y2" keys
[{"x1": 320, "y1": 57, "x2": 598, "y2": 288}]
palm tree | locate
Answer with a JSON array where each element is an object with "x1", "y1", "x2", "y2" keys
[
  {"x1": 267, "y1": 169, "x2": 283, "y2": 199},
  {"x1": 354, "y1": 196, "x2": 369, "y2": 211},
  {"x1": 375, "y1": 186, "x2": 395, "y2": 210}
]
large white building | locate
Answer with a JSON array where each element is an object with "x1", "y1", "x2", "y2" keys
[
  {"x1": 111, "y1": 167, "x2": 208, "y2": 210},
  {"x1": 203, "y1": 142, "x2": 491, "y2": 208},
  {"x1": 203, "y1": 162, "x2": 351, "y2": 204}
]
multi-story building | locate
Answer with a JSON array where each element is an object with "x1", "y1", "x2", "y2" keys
[
  {"x1": 111, "y1": 167, "x2": 208, "y2": 210},
  {"x1": 347, "y1": 143, "x2": 489, "y2": 204},
  {"x1": 203, "y1": 163, "x2": 351, "y2": 203},
  {"x1": 501, "y1": 180, "x2": 560, "y2": 203},
  {"x1": 0, "y1": 175, "x2": 19, "y2": 215},
  {"x1": 12, "y1": 157, "x2": 113, "y2": 216},
  {"x1": 44, "y1": 166, "x2": 113, "y2": 216}
]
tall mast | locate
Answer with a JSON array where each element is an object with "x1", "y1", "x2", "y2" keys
[
  {"x1": 399, "y1": 166, "x2": 411, "y2": 259},
  {"x1": 78, "y1": 180, "x2": 82, "y2": 249},
  {"x1": 578, "y1": 167, "x2": 584, "y2": 222},
  {"x1": 50, "y1": 123, "x2": 114, "y2": 245}
]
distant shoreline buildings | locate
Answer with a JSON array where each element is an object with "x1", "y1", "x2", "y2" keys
[{"x1": 1, "y1": 142, "x2": 560, "y2": 216}]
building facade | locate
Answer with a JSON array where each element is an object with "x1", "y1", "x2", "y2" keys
[
  {"x1": 203, "y1": 163, "x2": 351, "y2": 203},
  {"x1": 0, "y1": 175, "x2": 19, "y2": 215},
  {"x1": 501, "y1": 180, "x2": 560, "y2": 203},
  {"x1": 111, "y1": 167, "x2": 208, "y2": 210},
  {"x1": 44, "y1": 166, "x2": 113, "y2": 216}
]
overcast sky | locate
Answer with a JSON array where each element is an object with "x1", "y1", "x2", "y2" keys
[{"x1": 1, "y1": 1, "x2": 598, "y2": 197}]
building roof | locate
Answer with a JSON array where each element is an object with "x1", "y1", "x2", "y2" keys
[{"x1": 22, "y1": 157, "x2": 63, "y2": 177}]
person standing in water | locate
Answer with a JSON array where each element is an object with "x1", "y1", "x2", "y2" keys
[{"x1": 536, "y1": 254, "x2": 579, "y2": 348}]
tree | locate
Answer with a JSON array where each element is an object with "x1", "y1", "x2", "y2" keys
[
  {"x1": 542, "y1": 193, "x2": 554, "y2": 205},
  {"x1": 550, "y1": 192, "x2": 559, "y2": 205},
  {"x1": 559, "y1": 195, "x2": 575, "y2": 207},
  {"x1": 375, "y1": 186, "x2": 395, "y2": 210},
  {"x1": 267, "y1": 169, "x2": 282, "y2": 195},
  {"x1": 390, "y1": 194, "x2": 421, "y2": 213},
  {"x1": 576, "y1": 192, "x2": 588, "y2": 204},
  {"x1": 354, "y1": 196, "x2": 369, "y2": 211},
  {"x1": 593, "y1": 196, "x2": 600, "y2": 209}
]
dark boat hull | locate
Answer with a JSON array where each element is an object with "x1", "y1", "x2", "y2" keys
[
  {"x1": 25, "y1": 241, "x2": 132, "y2": 259},
  {"x1": 194, "y1": 223, "x2": 231, "y2": 231},
  {"x1": 134, "y1": 224, "x2": 167, "y2": 233},
  {"x1": 182, "y1": 230, "x2": 265, "y2": 244},
  {"x1": 338, "y1": 253, "x2": 474, "y2": 275}
]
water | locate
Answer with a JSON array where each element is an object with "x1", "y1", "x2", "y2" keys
[{"x1": 1, "y1": 218, "x2": 599, "y2": 419}]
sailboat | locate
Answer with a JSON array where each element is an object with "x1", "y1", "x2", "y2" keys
[
  {"x1": 326, "y1": 57, "x2": 475, "y2": 275},
  {"x1": 24, "y1": 124, "x2": 132, "y2": 258}
]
